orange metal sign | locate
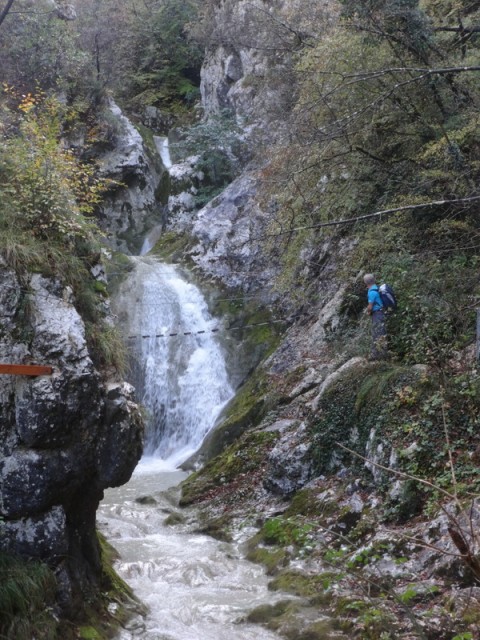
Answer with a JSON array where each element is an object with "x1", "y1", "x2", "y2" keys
[{"x1": 0, "y1": 364, "x2": 53, "y2": 376}]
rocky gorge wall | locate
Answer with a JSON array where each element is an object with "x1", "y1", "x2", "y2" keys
[
  {"x1": 95, "y1": 101, "x2": 166, "y2": 255},
  {"x1": 0, "y1": 261, "x2": 143, "y2": 614},
  {"x1": 158, "y1": 2, "x2": 480, "y2": 637}
]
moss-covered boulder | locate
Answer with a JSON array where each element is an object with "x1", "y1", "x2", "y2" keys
[{"x1": 180, "y1": 429, "x2": 278, "y2": 506}]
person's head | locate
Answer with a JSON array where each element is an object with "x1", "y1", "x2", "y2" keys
[{"x1": 363, "y1": 273, "x2": 376, "y2": 288}]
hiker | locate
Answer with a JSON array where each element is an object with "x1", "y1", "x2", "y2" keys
[{"x1": 363, "y1": 273, "x2": 387, "y2": 360}]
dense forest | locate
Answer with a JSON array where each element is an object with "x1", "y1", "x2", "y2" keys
[{"x1": 0, "y1": 0, "x2": 480, "y2": 638}]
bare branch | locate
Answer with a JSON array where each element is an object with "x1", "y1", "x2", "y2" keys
[
  {"x1": 335, "y1": 442, "x2": 457, "y2": 500},
  {"x1": 435, "y1": 26, "x2": 480, "y2": 33},
  {"x1": 0, "y1": 0, "x2": 15, "y2": 29},
  {"x1": 255, "y1": 195, "x2": 480, "y2": 240}
]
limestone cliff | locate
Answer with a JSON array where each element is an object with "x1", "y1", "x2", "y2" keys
[
  {"x1": 0, "y1": 262, "x2": 143, "y2": 613},
  {"x1": 95, "y1": 101, "x2": 167, "y2": 255}
]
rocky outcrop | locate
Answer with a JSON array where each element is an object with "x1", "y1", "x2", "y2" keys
[
  {"x1": 263, "y1": 420, "x2": 313, "y2": 496},
  {"x1": 200, "y1": 0, "x2": 334, "y2": 126},
  {"x1": 0, "y1": 265, "x2": 143, "y2": 613},
  {"x1": 96, "y1": 101, "x2": 166, "y2": 255},
  {"x1": 189, "y1": 172, "x2": 279, "y2": 294}
]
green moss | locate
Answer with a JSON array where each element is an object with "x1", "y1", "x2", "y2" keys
[
  {"x1": 195, "y1": 514, "x2": 233, "y2": 541},
  {"x1": 259, "y1": 516, "x2": 313, "y2": 548},
  {"x1": 268, "y1": 571, "x2": 333, "y2": 600},
  {"x1": 246, "y1": 546, "x2": 289, "y2": 575},
  {"x1": 284, "y1": 489, "x2": 322, "y2": 518},
  {"x1": 79, "y1": 627, "x2": 102, "y2": 640},
  {"x1": 334, "y1": 595, "x2": 369, "y2": 616},
  {"x1": 201, "y1": 374, "x2": 270, "y2": 460},
  {"x1": 94, "y1": 532, "x2": 147, "y2": 636},
  {"x1": 98, "y1": 533, "x2": 134, "y2": 599},
  {"x1": 135, "y1": 123, "x2": 157, "y2": 158},
  {"x1": 180, "y1": 429, "x2": 278, "y2": 505},
  {"x1": 152, "y1": 230, "x2": 192, "y2": 261},
  {"x1": 310, "y1": 363, "x2": 420, "y2": 474}
]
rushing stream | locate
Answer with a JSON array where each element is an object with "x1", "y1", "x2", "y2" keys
[
  {"x1": 101, "y1": 258, "x2": 285, "y2": 639},
  {"x1": 98, "y1": 462, "x2": 285, "y2": 640}
]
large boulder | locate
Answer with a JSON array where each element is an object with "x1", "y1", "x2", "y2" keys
[{"x1": 190, "y1": 172, "x2": 279, "y2": 293}]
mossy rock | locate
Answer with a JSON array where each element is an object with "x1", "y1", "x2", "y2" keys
[
  {"x1": 195, "y1": 514, "x2": 233, "y2": 542},
  {"x1": 246, "y1": 599, "x2": 297, "y2": 624},
  {"x1": 310, "y1": 363, "x2": 418, "y2": 474},
  {"x1": 284, "y1": 488, "x2": 335, "y2": 519},
  {"x1": 246, "y1": 545, "x2": 290, "y2": 576},
  {"x1": 164, "y1": 512, "x2": 186, "y2": 526},
  {"x1": 348, "y1": 513, "x2": 377, "y2": 542},
  {"x1": 153, "y1": 230, "x2": 192, "y2": 262},
  {"x1": 135, "y1": 495, "x2": 157, "y2": 505},
  {"x1": 283, "y1": 619, "x2": 342, "y2": 640},
  {"x1": 97, "y1": 532, "x2": 147, "y2": 619},
  {"x1": 192, "y1": 370, "x2": 271, "y2": 463},
  {"x1": 180, "y1": 429, "x2": 278, "y2": 506},
  {"x1": 269, "y1": 571, "x2": 334, "y2": 602},
  {"x1": 134, "y1": 123, "x2": 158, "y2": 160}
]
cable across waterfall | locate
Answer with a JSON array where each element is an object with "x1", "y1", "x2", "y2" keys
[{"x1": 113, "y1": 257, "x2": 234, "y2": 467}]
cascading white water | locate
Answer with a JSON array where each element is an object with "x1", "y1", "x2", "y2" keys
[
  {"x1": 155, "y1": 135, "x2": 173, "y2": 170},
  {"x1": 103, "y1": 257, "x2": 289, "y2": 640},
  {"x1": 99, "y1": 471, "x2": 288, "y2": 640},
  {"x1": 113, "y1": 257, "x2": 234, "y2": 467}
]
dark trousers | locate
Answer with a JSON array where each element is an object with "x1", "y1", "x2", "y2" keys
[{"x1": 371, "y1": 310, "x2": 387, "y2": 359}]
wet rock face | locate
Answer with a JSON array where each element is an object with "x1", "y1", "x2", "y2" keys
[
  {"x1": 0, "y1": 267, "x2": 143, "y2": 610},
  {"x1": 200, "y1": 1, "x2": 293, "y2": 124},
  {"x1": 190, "y1": 172, "x2": 279, "y2": 294},
  {"x1": 96, "y1": 101, "x2": 165, "y2": 254},
  {"x1": 200, "y1": 0, "x2": 335, "y2": 126}
]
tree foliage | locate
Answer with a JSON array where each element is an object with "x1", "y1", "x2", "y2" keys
[
  {"x1": 0, "y1": 0, "x2": 88, "y2": 94},
  {"x1": 0, "y1": 89, "x2": 123, "y2": 370},
  {"x1": 259, "y1": 0, "x2": 480, "y2": 365},
  {"x1": 117, "y1": 0, "x2": 203, "y2": 115}
]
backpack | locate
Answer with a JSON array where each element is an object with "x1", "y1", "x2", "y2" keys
[{"x1": 379, "y1": 283, "x2": 398, "y2": 311}]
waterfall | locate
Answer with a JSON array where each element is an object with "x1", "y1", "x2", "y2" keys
[
  {"x1": 154, "y1": 135, "x2": 173, "y2": 169},
  {"x1": 113, "y1": 257, "x2": 234, "y2": 467}
]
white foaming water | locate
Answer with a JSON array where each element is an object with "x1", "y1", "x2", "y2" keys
[
  {"x1": 113, "y1": 257, "x2": 234, "y2": 466},
  {"x1": 104, "y1": 258, "x2": 288, "y2": 640},
  {"x1": 98, "y1": 467, "x2": 286, "y2": 640},
  {"x1": 155, "y1": 136, "x2": 173, "y2": 170}
]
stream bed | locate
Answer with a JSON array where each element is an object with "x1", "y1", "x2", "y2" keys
[
  {"x1": 98, "y1": 460, "x2": 285, "y2": 640},
  {"x1": 103, "y1": 256, "x2": 289, "y2": 639}
]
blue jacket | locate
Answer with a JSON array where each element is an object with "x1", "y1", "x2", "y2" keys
[{"x1": 368, "y1": 285, "x2": 384, "y2": 312}]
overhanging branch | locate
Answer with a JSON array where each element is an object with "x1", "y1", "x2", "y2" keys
[
  {"x1": 0, "y1": 0, "x2": 15, "y2": 29},
  {"x1": 260, "y1": 195, "x2": 480, "y2": 239}
]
